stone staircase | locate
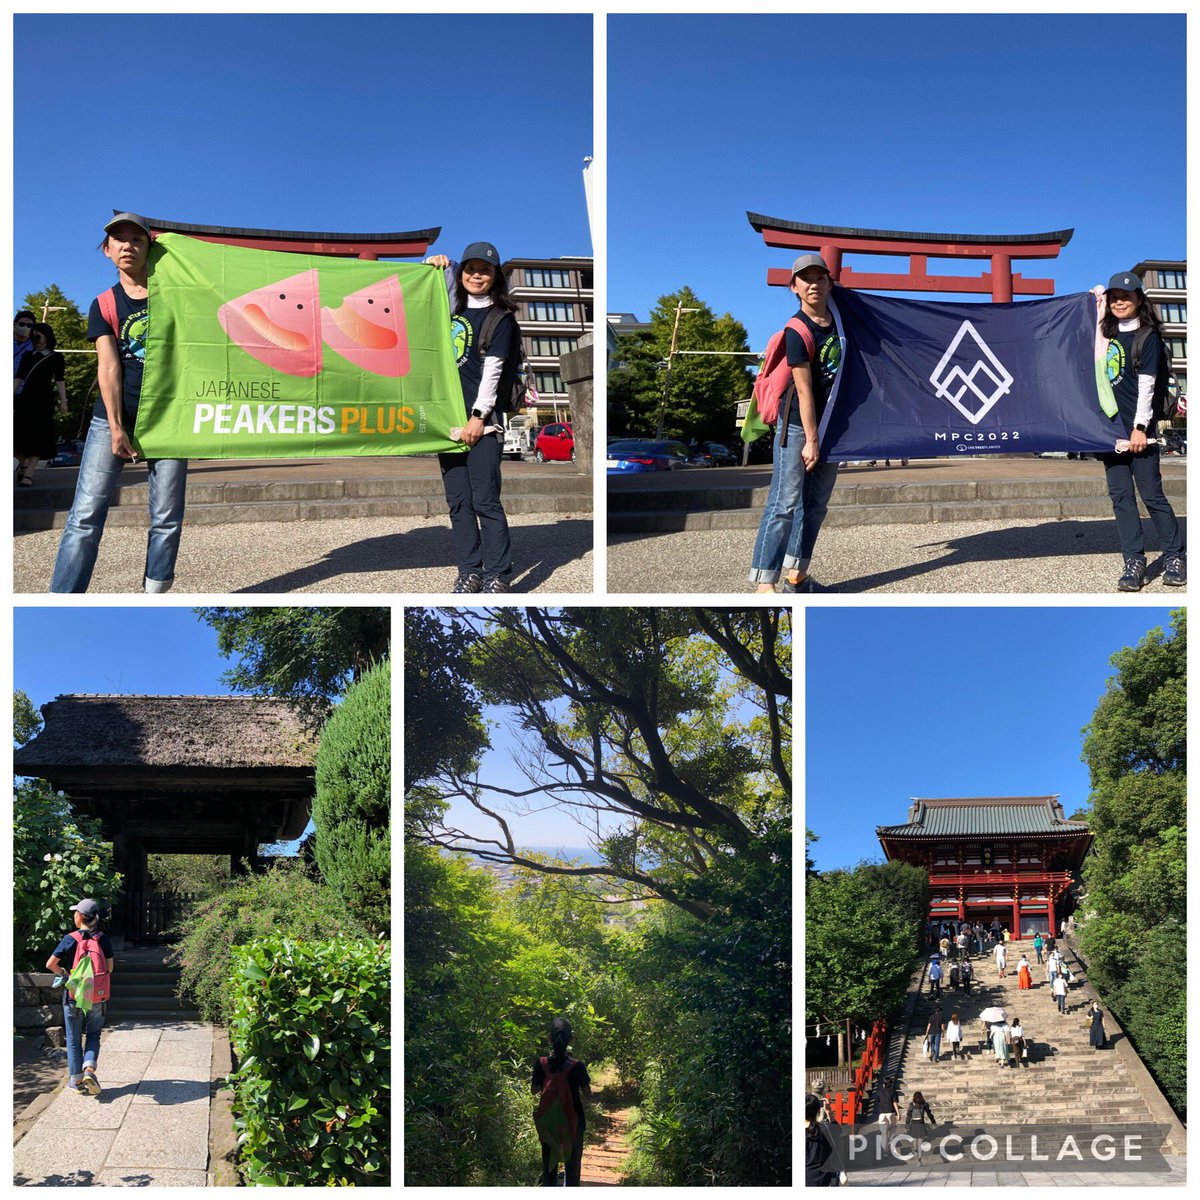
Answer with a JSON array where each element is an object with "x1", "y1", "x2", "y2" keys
[
  {"x1": 104, "y1": 946, "x2": 200, "y2": 1023},
  {"x1": 886, "y1": 937, "x2": 1184, "y2": 1152}
]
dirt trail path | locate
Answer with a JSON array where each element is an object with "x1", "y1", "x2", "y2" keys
[{"x1": 580, "y1": 1065, "x2": 634, "y2": 1186}]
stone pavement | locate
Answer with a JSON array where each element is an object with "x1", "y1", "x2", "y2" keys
[
  {"x1": 13, "y1": 1020, "x2": 214, "y2": 1187},
  {"x1": 845, "y1": 1156, "x2": 1186, "y2": 1185},
  {"x1": 608, "y1": 515, "x2": 1187, "y2": 594},
  {"x1": 13, "y1": 512, "x2": 594, "y2": 594}
]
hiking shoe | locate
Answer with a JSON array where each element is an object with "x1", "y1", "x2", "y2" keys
[
  {"x1": 1116, "y1": 556, "x2": 1147, "y2": 592},
  {"x1": 80, "y1": 1069, "x2": 101, "y2": 1096},
  {"x1": 451, "y1": 572, "x2": 483, "y2": 594},
  {"x1": 1162, "y1": 553, "x2": 1186, "y2": 587},
  {"x1": 480, "y1": 575, "x2": 510, "y2": 594},
  {"x1": 781, "y1": 575, "x2": 826, "y2": 594}
]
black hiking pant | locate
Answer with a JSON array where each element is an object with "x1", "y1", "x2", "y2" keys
[{"x1": 540, "y1": 1130, "x2": 584, "y2": 1185}]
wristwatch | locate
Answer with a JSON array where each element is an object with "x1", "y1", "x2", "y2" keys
[
  {"x1": 1134, "y1": 423, "x2": 1148, "y2": 433},
  {"x1": 471, "y1": 409, "x2": 487, "y2": 421}
]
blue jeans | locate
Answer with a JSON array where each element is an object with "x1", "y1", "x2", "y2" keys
[
  {"x1": 63, "y1": 998, "x2": 104, "y2": 1078},
  {"x1": 748, "y1": 421, "x2": 840, "y2": 583},
  {"x1": 50, "y1": 413, "x2": 188, "y2": 592}
]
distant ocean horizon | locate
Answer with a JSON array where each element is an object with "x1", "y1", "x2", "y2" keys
[{"x1": 468, "y1": 845, "x2": 605, "y2": 867}]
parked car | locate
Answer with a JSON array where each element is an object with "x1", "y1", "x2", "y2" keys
[
  {"x1": 689, "y1": 441, "x2": 739, "y2": 467},
  {"x1": 534, "y1": 422, "x2": 574, "y2": 462},
  {"x1": 48, "y1": 438, "x2": 86, "y2": 467},
  {"x1": 606, "y1": 439, "x2": 697, "y2": 473}
]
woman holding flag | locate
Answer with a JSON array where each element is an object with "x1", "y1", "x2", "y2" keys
[{"x1": 45, "y1": 898, "x2": 114, "y2": 1096}]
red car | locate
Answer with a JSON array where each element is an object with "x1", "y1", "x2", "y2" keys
[{"x1": 534, "y1": 422, "x2": 575, "y2": 463}]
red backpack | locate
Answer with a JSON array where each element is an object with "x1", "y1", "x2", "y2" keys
[
  {"x1": 96, "y1": 287, "x2": 121, "y2": 339},
  {"x1": 69, "y1": 929, "x2": 112, "y2": 1004},
  {"x1": 533, "y1": 1055, "x2": 579, "y2": 1160},
  {"x1": 752, "y1": 317, "x2": 816, "y2": 444}
]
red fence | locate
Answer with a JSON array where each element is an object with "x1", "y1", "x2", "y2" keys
[{"x1": 826, "y1": 1018, "x2": 887, "y2": 1125}]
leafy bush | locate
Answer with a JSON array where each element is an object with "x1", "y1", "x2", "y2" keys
[
  {"x1": 172, "y1": 862, "x2": 368, "y2": 1024},
  {"x1": 227, "y1": 935, "x2": 389, "y2": 1185},
  {"x1": 314, "y1": 661, "x2": 390, "y2": 934},
  {"x1": 14, "y1": 782, "x2": 122, "y2": 970}
]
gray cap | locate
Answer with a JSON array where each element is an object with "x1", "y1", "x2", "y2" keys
[
  {"x1": 791, "y1": 253, "x2": 831, "y2": 278},
  {"x1": 461, "y1": 241, "x2": 501, "y2": 268},
  {"x1": 1106, "y1": 270, "x2": 1143, "y2": 293},
  {"x1": 104, "y1": 211, "x2": 153, "y2": 238},
  {"x1": 71, "y1": 899, "x2": 101, "y2": 919}
]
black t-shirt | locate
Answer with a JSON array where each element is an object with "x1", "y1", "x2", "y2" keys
[
  {"x1": 16, "y1": 349, "x2": 65, "y2": 401},
  {"x1": 87, "y1": 283, "x2": 149, "y2": 420},
  {"x1": 784, "y1": 308, "x2": 841, "y2": 424},
  {"x1": 532, "y1": 1055, "x2": 590, "y2": 1131},
  {"x1": 451, "y1": 303, "x2": 515, "y2": 417},
  {"x1": 1106, "y1": 325, "x2": 1162, "y2": 434}
]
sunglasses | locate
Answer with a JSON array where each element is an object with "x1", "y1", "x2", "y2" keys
[{"x1": 15, "y1": 321, "x2": 33, "y2": 329}]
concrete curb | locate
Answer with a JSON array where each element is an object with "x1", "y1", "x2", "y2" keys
[{"x1": 208, "y1": 1026, "x2": 240, "y2": 1187}]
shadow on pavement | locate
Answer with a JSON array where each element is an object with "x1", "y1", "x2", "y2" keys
[
  {"x1": 242, "y1": 518, "x2": 593, "y2": 593},
  {"x1": 836, "y1": 518, "x2": 1186, "y2": 592}
]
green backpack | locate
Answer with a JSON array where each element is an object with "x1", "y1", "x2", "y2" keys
[{"x1": 533, "y1": 1055, "x2": 579, "y2": 1160}]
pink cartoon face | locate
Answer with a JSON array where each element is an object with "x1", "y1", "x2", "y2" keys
[
  {"x1": 217, "y1": 270, "x2": 322, "y2": 377},
  {"x1": 321, "y1": 275, "x2": 410, "y2": 378}
]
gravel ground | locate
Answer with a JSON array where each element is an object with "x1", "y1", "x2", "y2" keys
[
  {"x1": 608, "y1": 516, "x2": 1188, "y2": 595},
  {"x1": 14, "y1": 513, "x2": 594, "y2": 595}
]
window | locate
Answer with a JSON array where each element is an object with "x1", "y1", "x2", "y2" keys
[
  {"x1": 525, "y1": 268, "x2": 573, "y2": 289},
  {"x1": 1164, "y1": 338, "x2": 1187, "y2": 360},
  {"x1": 531, "y1": 336, "x2": 579, "y2": 357},
  {"x1": 527, "y1": 301, "x2": 576, "y2": 322},
  {"x1": 1155, "y1": 302, "x2": 1187, "y2": 323},
  {"x1": 1154, "y1": 269, "x2": 1187, "y2": 290},
  {"x1": 535, "y1": 371, "x2": 566, "y2": 394}
]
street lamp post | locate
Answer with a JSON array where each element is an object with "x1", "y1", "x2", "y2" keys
[{"x1": 654, "y1": 304, "x2": 699, "y2": 440}]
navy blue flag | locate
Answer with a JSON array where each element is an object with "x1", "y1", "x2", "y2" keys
[{"x1": 820, "y1": 286, "x2": 1120, "y2": 461}]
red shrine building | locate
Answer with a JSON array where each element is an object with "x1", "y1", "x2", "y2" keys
[{"x1": 877, "y1": 796, "x2": 1093, "y2": 937}]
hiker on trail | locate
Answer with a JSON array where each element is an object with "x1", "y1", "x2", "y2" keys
[
  {"x1": 1033, "y1": 932, "x2": 1044, "y2": 964},
  {"x1": 945, "y1": 1012, "x2": 964, "y2": 1061},
  {"x1": 1092, "y1": 272, "x2": 1186, "y2": 591},
  {"x1": 993, "y1": 941, "x2": 1006, "y2": 979},
  {"x1": 1052, "y1": 970, "x2": 1069, "y2": 1015},
  {"x1": 749, "y1": 253, "x2": 842, "y2": 594},
  {"x1": 1017, "y1": 955, "x2": 1032, "y2": 991},
  {"x1": 44, "y1": 898, "x2": 113, "y2": 1096},
  {"x1": 928, "y1": 956, "x2": 943, "y2": 999},
  {"x1": 1088, "y1": 1001, "x2": 1107, "y2": 1050},
  {"x1": 532, "y1": 1016, "x2": 590, "y2": 1186},
  {"x1": 425, "y1": 243, "x2": 518, "y2": 594},
  {"x1": 51, "y1": 212, "x2": 189, "y2": 594},
  {"x1": 959, "y1": 957, "x2": 973, "y2": 996}
]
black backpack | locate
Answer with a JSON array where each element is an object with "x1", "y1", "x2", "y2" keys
[
  {"x1": 1131, "y1": 326, "x2": 1178, "y2": 421},
  {"x1": 479, "y1": 307, "x2": 535, "y2": 418}
]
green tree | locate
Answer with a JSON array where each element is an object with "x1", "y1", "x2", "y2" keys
[
  {"x1": 1077, "y1": 609, "x2": 1186, "y2": 1111},
  {"x1": 607, "y1": 287, "x2": 754, "y2": 442},
  {"x1": 806, "y1": 859, "x2": 929, "y2": 1026},
  {"x1": 13, "y1": 690, "x2": 122, "y2": 969},
  {"x1": 146, "y1": 854, "x2": 231, "y2": 895},
  {"x1": 314, "y1": 660, "x2": 390, "y2": 934},
  {"x1": 22, "y1": 285, "x2": 97, "y2": 441},
  {"x1": 197, "y1": 606, "x2": 390, "y2": 723}
]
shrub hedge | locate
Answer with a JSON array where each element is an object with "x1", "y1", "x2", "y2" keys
[
  {"x1": 173, "y1": 862, "x2": 368, "y2": 1024},
  {"x1": 314, "y1": 660, "x2": 390, "y2": 934},
  {"x1": 227, "y1": 935, "x2": 390, "y2": 1186}
]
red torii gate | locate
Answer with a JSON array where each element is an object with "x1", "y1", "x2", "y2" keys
[
  {"x1": 747, "y1": 213, "x2": 1072, "y2": 302},
  {"x1": 131, "y1": 212, "x2": 440, "y2": 259}
]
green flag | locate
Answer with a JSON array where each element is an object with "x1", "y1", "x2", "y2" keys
[
  {"x1": 66, "y1": 955, "x2": 95, "y2": 1015},
  {"x1": 134, "y1": 234, "x2": 467, "y2": 458},
  {"x1": 741, "y1": 396, "x2": 770, "y2": 444}
]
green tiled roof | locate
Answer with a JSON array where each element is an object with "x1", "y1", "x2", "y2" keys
[{"x1": 878, "y1": 797, "x2": 1089, "y2": 838}]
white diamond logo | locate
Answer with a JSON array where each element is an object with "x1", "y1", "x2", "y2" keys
[{"x1": 929, "y1": 321, "x2": 1014, "y2": 425}]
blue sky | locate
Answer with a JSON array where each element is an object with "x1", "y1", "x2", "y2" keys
[
  {"x1": 609, "y1": 14, "x2": 1186, "y2": 350},
  {"x1": 14, "y1": 15, "x2": 592, "y2": 314},
  {"x1": 805, "y1": 606, "x2": 1179, "y2": 871}
]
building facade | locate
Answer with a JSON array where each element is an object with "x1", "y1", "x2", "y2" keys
[
  {"x1": 877, "y1": 795, "x2": 1092, "y2": 937},
  {"x1": 1133, "y1": 258, "x2": 1187, "y2": 403},
  {"x1": 505, "y1": 256, "x2": 593, "y2": 420}
]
